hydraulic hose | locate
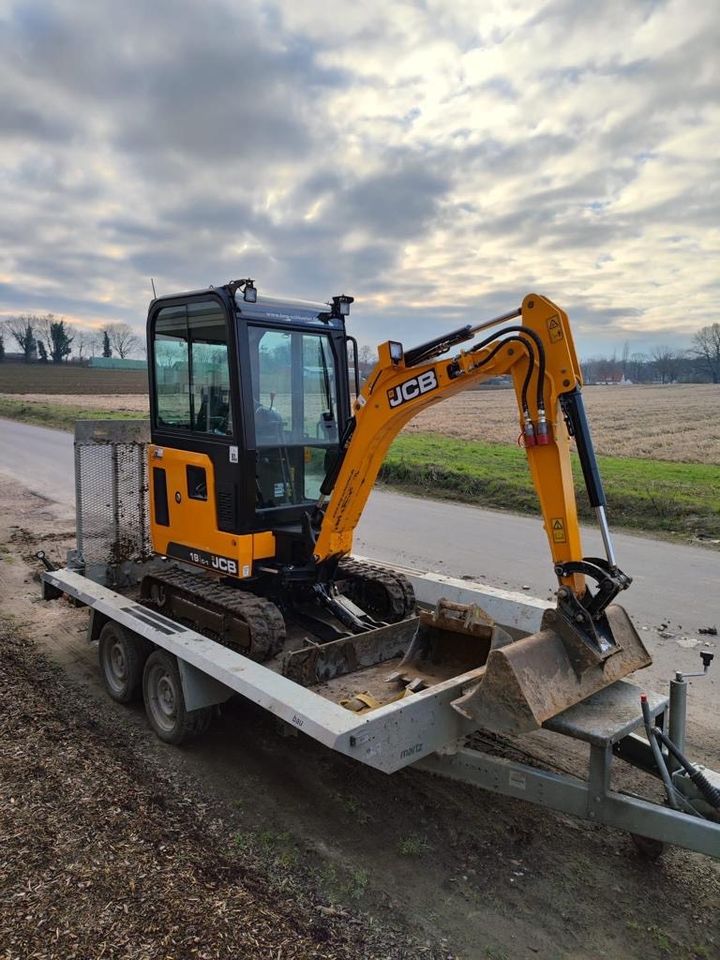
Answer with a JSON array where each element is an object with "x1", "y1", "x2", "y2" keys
[
  {"x1": 469, "y1": 325, "x2": 546, "y2": 412},
  {"x1": 652, "y1": 727, "x2": 720, "y2": 810},
  {"x1": 462, "y1": 334, "x2": 535, "y2": 415}
]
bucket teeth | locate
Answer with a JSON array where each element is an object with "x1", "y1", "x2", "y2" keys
[{"x1": 451, "y1": 604, "x2": 651, "y2": 735}]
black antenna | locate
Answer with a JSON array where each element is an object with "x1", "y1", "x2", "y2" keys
[{"x1": 150, "y1": 277, "x2": 157, "y2": 298}]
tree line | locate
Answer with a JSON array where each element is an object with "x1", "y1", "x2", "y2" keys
[
  {"x1": 0, "y1": 314, "x2": 143, "y2": 364},
  {"x1": 580, "y1": 324, "x2": 720, "y2": 385}
]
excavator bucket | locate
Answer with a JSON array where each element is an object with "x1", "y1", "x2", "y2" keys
[{"x1": 405, "y1": 600, "x2": 651, "y2": 736}]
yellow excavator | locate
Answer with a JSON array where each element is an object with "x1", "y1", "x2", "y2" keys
[{"x1": 139, "y1": 281, "x2": 649, "y2": 735}]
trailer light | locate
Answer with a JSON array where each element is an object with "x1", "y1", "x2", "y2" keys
[{"x1": 332, "y1": 294, "x2": 354, "y2": 317}]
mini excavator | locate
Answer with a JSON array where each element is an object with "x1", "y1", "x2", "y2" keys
[{"x1": 140, "y1": 281, "x2": 650, "y2": 733}]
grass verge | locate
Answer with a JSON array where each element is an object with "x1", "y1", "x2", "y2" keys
[
  {"x1": 380, "y1": 433, "x2": 720, "y2": 541},
  {"x1": 0, "y1": 397, "x2": 141, "y2": 430}
]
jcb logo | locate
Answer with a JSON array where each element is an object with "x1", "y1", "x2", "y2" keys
[
  {"x1": 387, "y1": 371, "x2": 438, "y2": 408},
  {"x1": 211, "y1": 555, "x2": 238, "y2": 575}
]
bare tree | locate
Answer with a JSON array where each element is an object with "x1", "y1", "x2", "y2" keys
[
  {"x1": 73, "y1": 327, "x2": 92, "y2": 361},
  {"x1": 621, "y1": 341, "x2": 630, "y2": 380},
  {"x1": 5, "y1": 316, "x2": 37, "y2": 362},
  {"x1": 106, "y1": 322, "x2": 141, "y2": 359},
  {"x1": 650, "y1": 346, "x2": 681, "y2": 384},
  {"x1": 33, "y1": 314, "x2": 55, "y2": 358},
  {"x1": 692, "y1": 323, "x2": 720, "y2": 384},
  {"x1": 358, "y1": 344, "x2": 375, "y2": 365}
]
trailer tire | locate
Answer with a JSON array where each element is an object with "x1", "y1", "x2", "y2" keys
[
  {"x1": 142, "y1": 650, "x2": 210, "y2": 745},
  {"x1": 98, "y1": 623, "x2": 145, "y2": 704}
]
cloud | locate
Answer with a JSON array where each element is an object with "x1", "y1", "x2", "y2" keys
[{"x1": 0, "y1": 0, "x2": 717, "y2": 356}]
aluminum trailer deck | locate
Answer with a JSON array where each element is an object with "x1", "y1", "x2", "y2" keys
[{"x1": 42, "y1": 564, "x2": 720, "y2": 860}]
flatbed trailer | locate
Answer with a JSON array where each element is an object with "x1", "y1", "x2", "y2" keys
[{"x1": 39, "y1": 421, "x2": 720, "y2": 860}]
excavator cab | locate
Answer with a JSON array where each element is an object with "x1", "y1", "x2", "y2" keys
[{"x1": 147, "y1": 281, "x2": 355, "y2": 572}]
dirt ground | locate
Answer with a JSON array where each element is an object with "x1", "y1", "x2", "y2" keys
[
  {"x1": 3, "y1": 383, "x2": 719, "y2": 463},
  {"x1": 1, "y1": 477, "x2": 719, "y2": 960}
]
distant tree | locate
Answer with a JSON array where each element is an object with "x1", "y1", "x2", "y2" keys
[
  {"x1": 6, "y1": 316, "x2": 36, "y2": 362},
  {"x1": 33, "y1": 314, "x2": 55, "y2": 359},
  {"x1": 621, "y1": 341, "x2": 630, "y2": 380},
  {"x1": 358, "y1": 344, "x2": 375, "y2": 365},
  {"x1": 0, "y1": 327, "x2": 5, "y2": 362},
  {"x1": 692, "y1": 323, "x2": 720, "y2": 384},
  {"x1": 73, "y1": 327, "x2": 90, "y2": 361},
  {"x1": 37, "y1": 340, "x2": 49, "y2": 363},
  {"x1": 86, "y1": 331, "x2": 105, "y2": 358},
  {"x1": 49, "y1": 320, "x2": 74, "y2": 363},
  {"x1": 107, "y1": 322, "x2": 140, "y2": 359},
  {"x1": 628, "y1": 352, "x2": 650, "y2": 383},
  {"x1": 650, "y1": 347, "x2": 681, "y2": 384},
  {"x1": 102, "y1": 329, "x2": 112, "y2": 358}
]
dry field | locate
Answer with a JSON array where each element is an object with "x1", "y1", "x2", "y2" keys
[
  {"x1": 3, "y1": 383, "x2": 719, "y2": 465},
  {"x1": 0, "y1": 363, "x2": 147, "y2": 394},
  {"x1": 0, "y1": 392, "x2": 150, "y2": 413},
  {"x1": 409, "y1": 384, "x2": 720, "y2": 465}
]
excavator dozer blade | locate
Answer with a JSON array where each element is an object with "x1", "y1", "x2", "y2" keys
[{"x1": 451, "y1": 604, "x2": 651, "y2": 735}]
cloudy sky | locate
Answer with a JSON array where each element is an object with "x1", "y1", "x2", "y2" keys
[{"x1": 1, "y1": 0, "x2": 717, "y2": 356}]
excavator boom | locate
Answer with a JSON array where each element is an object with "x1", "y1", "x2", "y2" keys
[{"x1": 317, "y1": 295, "x2": 588, "y2": 580}]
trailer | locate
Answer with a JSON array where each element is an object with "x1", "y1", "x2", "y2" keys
[{"x1": 39, "y1": 421, "x2": 720, "y2": 860}]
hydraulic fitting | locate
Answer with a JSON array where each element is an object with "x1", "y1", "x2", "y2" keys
[
  {"x1": 523, "y1": 414, "x2": 537, "y2": 446},
  {"x1": 535, "y1": 409, "x2": 551, "y2": 445}
]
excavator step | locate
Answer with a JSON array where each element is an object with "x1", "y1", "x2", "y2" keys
[{"x1": 140, "y1": 566, "x2": 286, "y2": 662}]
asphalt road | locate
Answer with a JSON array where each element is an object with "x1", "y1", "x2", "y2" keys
[{"x1": 2, "y1": 415, "x2": 718, "y2": 650}]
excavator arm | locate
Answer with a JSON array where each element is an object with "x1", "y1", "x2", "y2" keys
[
  {"x1": 317, "y1": 295, "x2": 615, "y2": 594},
  {"x1": 312, "y1": 294, "x2": 644, "y2": 695}
]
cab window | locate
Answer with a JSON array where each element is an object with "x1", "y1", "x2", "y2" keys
[
  {"x1": 249, "y1": 326, "x2": 338, "y2": 507},
  {"x1": 153, "y1": 300, "x2": 233, "y2": 435}
]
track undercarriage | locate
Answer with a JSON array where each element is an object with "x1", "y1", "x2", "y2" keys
[{"x1": 139, "y1": 558, "x2": 417, "y2": 665}]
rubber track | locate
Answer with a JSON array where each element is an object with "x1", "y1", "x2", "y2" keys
[
  {"x1": 336, "y1": 558, "x2": 416, "y2": 623},
  {"x1": 141, "y1": 567, "x2": 286, "y2": 662}
]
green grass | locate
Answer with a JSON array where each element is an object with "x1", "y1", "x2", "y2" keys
[
  {"x1": 0, "y1": 397, "x2": 141, "y2": 430},
  {"x1": 380, "y1": 433, "x2": 720, "y2": 541},
  {"x1": 397, "y1": 834, "x2": 431, "y2": 857}
]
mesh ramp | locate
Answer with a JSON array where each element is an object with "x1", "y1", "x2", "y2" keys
[{"x1": 73, "y1": 420, "x2": 152, "y2": 580}]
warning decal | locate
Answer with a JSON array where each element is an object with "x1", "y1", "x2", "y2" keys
[
  {"x1": 551, "y1": 517, "x2": 567, "y2": 543},
  {"x1": 548, "y1": 315, "x2": 563, "y2": 343}
]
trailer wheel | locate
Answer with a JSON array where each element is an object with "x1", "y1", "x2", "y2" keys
[
  {"x1": 142, "y1": 650, "x2": 210, "y2": 745},
  {"x1": 98, "y1": 623, "x2": 144, "y2": 704}
]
